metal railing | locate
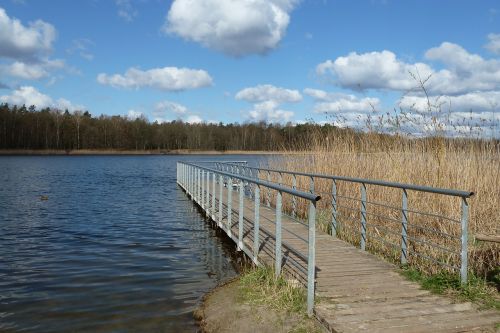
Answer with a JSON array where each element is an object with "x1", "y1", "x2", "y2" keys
[
  {"x1": 215, "y1": 162, "x2": 474, "y2": 284},
  {"x1": 176, "y1": 161, "x2": 321, "y2": 316}
]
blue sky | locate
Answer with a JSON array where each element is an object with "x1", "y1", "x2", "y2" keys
[{"x1": 0, "y1": 0, "x2": 499, "y2": 135}]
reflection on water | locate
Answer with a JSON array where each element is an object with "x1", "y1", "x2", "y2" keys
[{"x1": 0, "y1": 155, "x2": 267, "y2": 332}]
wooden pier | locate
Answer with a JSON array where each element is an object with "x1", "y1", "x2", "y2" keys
[{"x1": 177, "y1": 162, "x2": 500, "y2": 333}]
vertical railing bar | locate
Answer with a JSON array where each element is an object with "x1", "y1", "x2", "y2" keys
[
  {"x1": 460, "y1": 197, "x2": 469, "y2": 284},
  {"x1": 401, "y1": 189, "x2": 408, "y2": 265},
  {"x1": 275, "y1": 189, "x2": 282, "y2": 278},
  {"x1": 212, "y1": 172, "x2": 216, "y2": 220},
  {"x1": 227, "y1": 175, "x2": 233, "y2": 238},
  {"x1": 292, "y1": 174, "x2": 297, "y2": 218},
  {"x1": 238, "y1": 180, "x2": 244, "y2": 251},
  {"x1": 253, "y1": 185, "x2": 260, "y2": 265},
  {"x1": 218, "y1": 174, "x2": 223, "y2": 228},
  {"x1": 360, "y1": 183, "x2": 367, "y2": 251},
  {"x1": 332, "y1": 179, "x2": 338, "y2": 237},
  {"x1": 266, "y1": 171, "x2": 271, "y2": 207},
  {"x1": 307, "y1": 199, "x2": 316, "y2": 317}
]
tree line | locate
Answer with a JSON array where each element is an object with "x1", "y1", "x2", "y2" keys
[{"x1": 0, "y1": 103, "x2": 347, "y2": 151}]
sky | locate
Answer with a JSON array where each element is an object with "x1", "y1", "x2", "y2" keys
[{"x1": 0, "y1": 0, "x2": 499, "y2": 136}]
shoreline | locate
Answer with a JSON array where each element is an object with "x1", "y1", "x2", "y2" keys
[
  {"x1": 194, "y1": 276, "x2": 325, "y2": 333},
  {"x1": 0, "y1": 149, "x2": 289, "y2": 156}
]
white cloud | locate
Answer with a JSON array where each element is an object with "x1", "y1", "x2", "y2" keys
[
  {"x1": 154, "y1": 100, "x2": 188, "y2": 116},
  {"x1": 127, "y1": 109, "x2": 144, "y2": 120},
  {"x1": 0, "y1": 86, "x2": 84, "y2": 111},
  {"x1": 316, "y1": 42, "x2": 500, "y2": 95},
  {"x1": 164, "y1": 0, "x2": 298, "y2": 57},
  {"x1": 304, "y1": 88, "x2": 380, "y2": 114},
  {"x1": 236, "y1": 84, "x2": 300, "y2": 122},
  {"x1": 0, "y1": 8, "x2": 56, "y2": 61},
  {"x1": 186, "y1": 115, "x2": 203, "y2": 124},
  {"x1": 97, "y1": 66, "x2": 213, "y2": 91},
  {"x1": 485, "y1": 33, "x2": 500, "y2": 55},
  {"x1": 399, "y1": 91, "x2": 500, "y2": 114},
  {"x1": 116, "y1": 0, "x2": 138, "y2": 22},
  {"x1": 1, "y1": 61, "x2": 48, "y2": 79},
  {"x1": 316, "y1": 50, "x2": 433, "y2": 91},
  {"x1": 236, "y1": 84, "x2": 302, "y2": 103}
]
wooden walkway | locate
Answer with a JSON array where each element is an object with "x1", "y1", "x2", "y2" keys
[{"x1": 181, "y1": 180, "x2": 500, "y2": 333}]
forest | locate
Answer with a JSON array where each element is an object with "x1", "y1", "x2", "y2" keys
[{"x1": 0, "y1": 103, "x2": 345, "y2": 151}]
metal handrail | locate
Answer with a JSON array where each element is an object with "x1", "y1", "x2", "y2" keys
[
  {"x1": 186, "y1": 162, "x2": 321, "y2": 202},
  {"x1": 176, "y1": 161, "x2": 320, "y2": 317},
  {"x1": 215, "y1": 161, "x2": 473, "y2": 285},
  {"x1": 218, "y1": 162, "x2": 474, "y2": 198}
]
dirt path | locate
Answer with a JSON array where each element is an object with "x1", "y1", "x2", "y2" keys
[{"x1": 194, "y1": 278, "x2": 326, "y2": 333}]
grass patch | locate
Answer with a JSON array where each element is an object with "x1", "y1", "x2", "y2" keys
[
  {"x1": 239, "y1": 265, "x2": 307, "y2": 314},
  {"x1": 400, "y1": 267, "x2": 500, "y2": 310}
]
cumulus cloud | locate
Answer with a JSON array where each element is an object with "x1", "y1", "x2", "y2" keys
[
  {"x1": 399, "y1": 91, "x2": 500, "y2": 114},
  {"x1": 164, "y1": 0, "x2": 298, "y2": 57},
  {"x1": 97, "y1": 66, "x2": 213, "y2": 91},
  {"x1": 236, "y1": 84, "x2": 300, "y2": 122},
  {"x1": 152, "y1": 100, "x2": 204, "y2": 123},
  {"x1": 154, "y1": 100, "x2": 188, "y2": 116},
  {"x1": 236, "y1": 84, "x2": 302, "y2": 103},
  {"x1": 304, "y1": 88, "x2": 380, "y2": 114},
  {"x1": 0, "y1": 58, "x2": 65, "y2": 80},
  {"x1": 127, "y1": 109, "x2": 144, "y2": 120},
  {"x1": 316, "y1": 50, "x2": 433, "y2": 91},
  {"x1": 0, "y1": 86, "x2": 84, "y2": 111},
  {"x1": 485, "y1": 33, "x2": 500, "y2": 55},
  {"x1": 316, "y1": 42, "x2": 500, "y2": 96},
  {"x1": 0, "y1": 7, "x2": 56, "y2": 61}
]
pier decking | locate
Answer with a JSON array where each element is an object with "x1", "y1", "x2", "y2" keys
[{"x1": 177, "y1": 162, "x2": 500, "y2": 333}]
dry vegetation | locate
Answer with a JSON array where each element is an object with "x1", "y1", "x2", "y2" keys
[{"x1": 263, "y1": 131, "x2": 499, "y2": 279}]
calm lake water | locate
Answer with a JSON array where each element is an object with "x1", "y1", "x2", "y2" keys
[{"x1": 0, "y1": 155, "x2": 269, "y2": 332}]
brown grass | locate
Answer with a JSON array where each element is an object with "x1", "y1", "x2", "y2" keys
[{"x1": 262, "y1": 132, "x2": 499, "y2": 278}]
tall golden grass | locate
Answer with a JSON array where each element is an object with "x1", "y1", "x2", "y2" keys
[{"x1": 264, "y1": 131, "x2": 499, "y2": 278}]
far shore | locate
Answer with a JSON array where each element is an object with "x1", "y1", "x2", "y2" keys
[{"x1": 0, "y1": 149, "x2": 291, "y2": 156}]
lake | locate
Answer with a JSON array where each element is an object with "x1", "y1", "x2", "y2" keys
[{"x1": 0, "y1": 155, "x2": 269, "y2": 332}]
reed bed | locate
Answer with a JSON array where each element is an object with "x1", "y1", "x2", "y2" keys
[{"x1": 258, "y1": 132, "x2": 499, "y2": 278}]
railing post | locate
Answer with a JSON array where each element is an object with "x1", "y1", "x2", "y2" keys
[
  {"x1": 253, "y1": 185, "x2": 260, "y2": 265},
  {"x1": 206, "y1": 170, "x2": 210, "y2": 211},
  {"x1": 212, "y1": 172, "x2": 216, "y2": 220},
  {"x1": 401, "y1": 189, "x2": 408, "y2": 265},
  {"x1": 275, "y1": 189, "x2": 282, "y2": 277},
  {"x1": 218, "y1": 174, "x2": 223, "y2": 228},
  {"x1": 292, "y1": 174, "x2": 297, "y2": 218},
  {"x1": 201, "y1": 170, "x2": 205, "y2": 209},
  {"x1": 460, "y1": 197, "x2": 469, "y2": 284},
  {"x1": 238, "y1": 180, "x2": 244, "y2": 251},
  {"x1": 227, "y1": 176, "x2": 232, "y2": 238},
  {"x1": 360, "y1": 183, "x2": 367, "y2": 251},
  {"x1": 196, "y1": 168, "x2": 200, "y2": 203},
  {"x1": 307, "y1": 199, "x2": 316, "y2": 317},
  {"x1": 332, "y1": 179, "x2": 338, "y2": 237},
  {"x1": 266, "y1": 171, "x2": 271, "y2": 207},
  {"x1": 309, "y1": 176, "x2": 314, "y2": 194}
]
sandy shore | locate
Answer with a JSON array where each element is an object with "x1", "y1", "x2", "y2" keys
[{"x1": 194, "y1": 278, "x2": 325, "y2": 333}]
